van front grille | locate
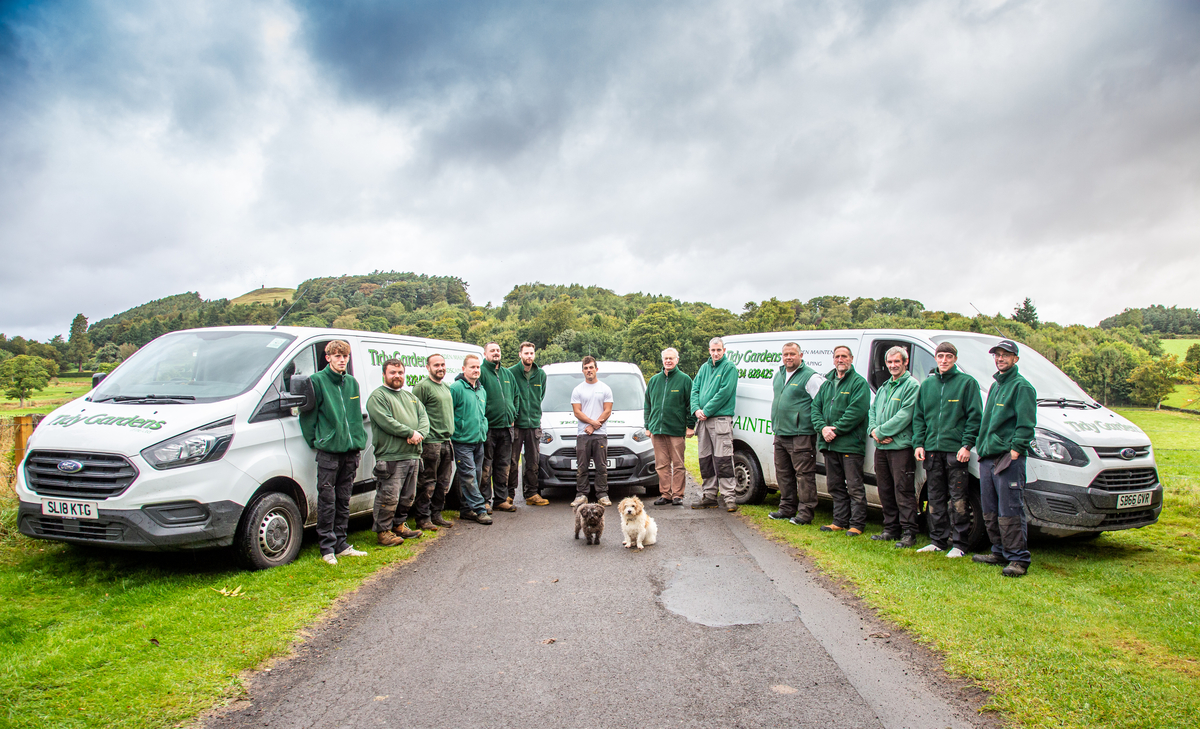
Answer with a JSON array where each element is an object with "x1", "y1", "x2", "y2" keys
[
  {"x1": 24, "y1": 450, "x2": 138, "y2": 499},
  {"x1": 1099, "y1": 509, "x2": 1156, "y2": 527},
  {"x1": 28, "y1": 516, "x2": 124, "y2": 541},
  {"x1": 1089, "y1": 469, "x2": 1158, "y2": 493}
]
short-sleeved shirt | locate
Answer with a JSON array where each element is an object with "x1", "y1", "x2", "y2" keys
[{"x1": 571, "y1": 380, "x2": 614, "y2": 435}]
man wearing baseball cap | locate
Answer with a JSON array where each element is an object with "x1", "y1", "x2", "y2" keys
[{"x1": 972, "y1": 339, "x2": 1037, "y2": 577}]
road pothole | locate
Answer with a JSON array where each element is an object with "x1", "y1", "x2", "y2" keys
[{"x1": 660, "y1": 555, "x2": 800, "y2": 627}]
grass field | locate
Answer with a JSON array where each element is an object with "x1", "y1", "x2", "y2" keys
[
  {"x1": 685, "y1": 408, "x2": 1199, "y2": 728},
  {"x1": 1158, "y1": 337, "x2": 1200, "y2": 358},
  {"x1": 0, "y1": 505, "x2": 444, "y2": 729},
  {"x1": 230, "y1": 287, "x2": 294, "y2": 306},
  {"x1": 0, "y1": 379, "x2": 94, "y2": 416}
]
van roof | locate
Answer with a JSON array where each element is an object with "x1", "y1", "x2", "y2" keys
[
  {"x1": 540, "y1": 360, "x2": 644, "y2": 374},
  {"x1": 722, "y1": 329, "x2": 1004, "y2": 345},
  {"x1": 150, "y1": 325, "x2": 482, "y2": 350}
]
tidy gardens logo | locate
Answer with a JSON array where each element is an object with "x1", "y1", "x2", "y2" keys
[{"x1": 47, "y1": 413, "x2": 166, "y2": 430}]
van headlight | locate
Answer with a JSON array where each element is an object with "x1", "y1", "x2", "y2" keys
[
  {"x1": 632, "y1": 428, "x2": 650, "y2": 443},
  {"x1": 142, "y1": 418, "x2": 235, "y2": 470},
  {"x1": 1028, "y1": 428, "x2": 1088, "y2": 467},
  {"x1": 539, "y1": 431, "x2": 553, "y2": 444}
]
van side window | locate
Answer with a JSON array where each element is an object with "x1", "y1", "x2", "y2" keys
[
  {"x1": 283, "y1": 347, "x2": 317, "y2": 394},
  {"x1": 868, "y1": 340, "x2": 913, "y2": 390},
  {"x1": 313, "y1": 340, "x2": 353, "y2": 376},
  {"x1": 911, "y1": 346, "x2": 936, "y2": 384}
]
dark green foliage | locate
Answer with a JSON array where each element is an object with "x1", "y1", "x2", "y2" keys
[
  {"x1": 1013, "y1": 297, "x2": 1040, "y2": 329},
  {"x1": 1100, "y1": 305, "x2": 1200, "y2": 335}
]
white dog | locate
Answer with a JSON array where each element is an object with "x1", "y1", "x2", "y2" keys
[{"x1": 618, "y1": 496, "x2": 658, "y2": 550}]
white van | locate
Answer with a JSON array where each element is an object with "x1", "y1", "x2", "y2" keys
[
  {"x1": 723, "y1": 330, "x2": 1162, "y2": 548},
  {"x1": 535, "y1": 361, "x2": 658, "y2": 495},
  {"x1": 15, "y1": 326, "x2": 482, "y2": 569}
]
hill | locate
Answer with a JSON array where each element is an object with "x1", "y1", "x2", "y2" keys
[{"x1": 230, "y1": 288, "x2": 294, "y2": 305}]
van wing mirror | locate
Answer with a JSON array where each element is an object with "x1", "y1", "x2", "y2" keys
[
  {"x1": 92, "y1": 372, "x2": 107, "y2": 388},
  {"x1": 288, "y1": 375, "x2": 316, "y2": 413}
]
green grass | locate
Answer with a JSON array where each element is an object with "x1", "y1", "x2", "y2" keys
[
  {"x1": 1162, "y1": 383, "x2": 1199, "y2": 410},
  {"x1": 230, "y1": 287, "x2": 294, "y2": 306},
  {"x1": 1158, "y1": 338, "x2": 1200, "y2": 359},
  {"x1": 0, "y1": 506, "x2": 444, "y2": 729},
  {"x1": 0, "y1": 379, "x2": 93, "y2": 416},
  {"x1": 701, "y1": 409, "x2": 1200, "y2": 728}
]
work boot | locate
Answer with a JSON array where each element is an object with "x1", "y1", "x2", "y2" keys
[
  {"x1": 819, "y1": 524, "x2": 844, "y2": 533},
  {"x1": 377, "y1": 531, "x2": 405, "y2": 546},
  {"x1": 726, "y1": 503, "x2": 739, "y2": 513},
  {"x1": 894, "y1": 533, "x2": 918, "y2": 549},
  {"x1": 393, "y1": 524, "x2": 423, "y2": 539},
  {"x1": 972, "y1": 553, "x2": 1008, "y2": 565},
  {"x1": 597, "y1": 495, "x2": 612, "y2": 507},
  {"x1": 871, "y1": 532, "x2": 901, "y2": 541},
  {"x1": 691, "y1": 498, "x2": 719, "y2": 509},
  {"x1": 415, "y1": 519, "x2": 438, "y2": 532},
  {"x1": 846, "y1": 528, "x2": 862, "y2": 537},
  {"x1": 789, "y1": 515, "x2": 812, "y2": 525},
  {"x1": 570, "y1": 495, "x2": 587, "y2": 507},
  {"x1": 672, "y1": 498, "x2": 684, "y2": 505},
  {"x1": 654, "y1": 497, "x2": 672, "y2": 506},
  {"x1": 526, "y1": 494, "x2": 550, "y2": 506},
  {"x1": 486, "y1": 503, "x2": 493, "y2": 515},
  {"x1": 768, "y1": 511, "x2": 794, "y2": 520},
  {"x1": 476, "y1": 512, "x2": 493, "y2": 525},
  {"x1": 431, "y1": 514, "x2": 453, "y2": 528},
  {"x1": 1002, "y1": 563, "x2": 1028, "y2": 578},
  {"x1": 495, "y1": 501, "x2": 517, "y2": 512}
]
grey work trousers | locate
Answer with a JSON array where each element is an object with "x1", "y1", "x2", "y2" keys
[
  {"x1": 414, "y1": 440, "x2": 455, "y2": 521},
  {"x1": 696, "y1": 416, "x2": 736, "y2": 505},
  {"x1": 372, "y1": 459, "x2": 420, "y2": 532}
]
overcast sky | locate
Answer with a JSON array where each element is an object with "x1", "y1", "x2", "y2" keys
[{"x1": 1, "y1": 0, "x2": 1198, "y2": 340}]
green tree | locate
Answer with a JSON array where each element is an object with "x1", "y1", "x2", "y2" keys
[
  {"x1": 1064, "y1": 342, "x2": 1143, "y2": 406},
  {"x1": 623, "y1": 303, "x2": 687, "y2": 377},
  {"x1": 0, "y1": 355, "x2": 53, "y2": 407},
  {"x1": 746, "y1": 298, "x2": 797, "y2": 333},
  {"x1": 1128, "y1": 355, "x2": 1180, "y2": 409},
  {"x1": 67, "y1": 313, "x2": 92, "y2": 372},
  {"x1": 1013, "y1": 298, "x2": 1040, "y2": 329},
  {"x1": 1184, "y1": 343, "x2": 1200, "y2": 374}
]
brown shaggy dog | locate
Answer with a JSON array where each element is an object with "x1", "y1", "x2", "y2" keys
[{"x1": 574, "y1": 503, "x2": 605, "y2": 545}]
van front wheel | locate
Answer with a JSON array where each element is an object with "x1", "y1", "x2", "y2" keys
[
  {"x1": 733, "y1": 450, "x2": 767, "y2": 505},
  {"x1": 235, "y1": 492, "x2": 303, "y2": 570}
]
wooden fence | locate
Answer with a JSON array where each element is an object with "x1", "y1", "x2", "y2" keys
[{"x1": 1, "y1": 415, "x2": 44, "y2": 496}]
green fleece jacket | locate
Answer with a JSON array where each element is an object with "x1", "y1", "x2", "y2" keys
[
  {"x1": 508, "y1": 362, "x2": 547, "y2": 429},
  {"x1": 413, "y1": 378, "x2": 455, "y2": 443},
  {"x1": 771, "y1": 364, "x2": 821, "y2": 437},
  {"x1": 644, "y1": 367, "x2": 696, "y2": 437},
  {"x1": 479, "y1": 359, "x2": 517, "y2": 429},
  {"x1": 811, "y1": 367, "x2": 870, "y2": 455},
  {"x1": 366, "y1": 386, "x2": 429, "y2": 462},
  {"x1": 450, "y1": 374, "x2": 488, "y2": 444},
  {"x1": 868, "y1": 372, "x2": 920, "y2": 450},
  {"x1": 299, "y1": 367, "x2": 367, "y2": 454},
  {"x1": 976, "y1": 365, "x2": 1037, "y2": 458},
  {"x1": 690, "y1": 355, "x2": 739, "y2": 418},
  {"x1": 911, "y1": 365, "x2": 983, "y2": 453}
]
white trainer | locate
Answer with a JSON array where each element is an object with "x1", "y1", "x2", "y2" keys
[
  {"x1": 916, "y1": 544, "x2": 943, "y2": 553},
  {"x1": 945, "y1": 547, "x2": 966, "y2": 558},
  {"x1": 570, "y1": 495, "x2": 587, "y2": 507},
  {"x1": 337, "y1": 546, "x2": 368, "y2": 557},
  {"x1": 321, "y1": 553, "x2": 338, "y2": 565}
]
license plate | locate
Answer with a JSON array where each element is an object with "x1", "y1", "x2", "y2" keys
[
  {"x1": 42, "y1": 499, "x2": 99, "y2": 519},
  {"x1": 1116, "y1": 491, "x2": 1153, "y2": 510},
  {"x1": 570, "y1": 459, "x2": 617, "y2": 470}
]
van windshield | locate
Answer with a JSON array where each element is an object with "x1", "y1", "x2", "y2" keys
[
  {"x1": 92, "y1": 331, "x2": 296, "y2": 404},
  {"x1": 929, "y1": 334, "x2": 1096, "y2": 404},
  {"x1": 543, "y1": 372, "x2": 646, "y2": 413}
]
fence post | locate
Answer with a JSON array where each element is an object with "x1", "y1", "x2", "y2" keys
[{"x1": 14, "y1": 415, "x2": 34, "y2": 468}]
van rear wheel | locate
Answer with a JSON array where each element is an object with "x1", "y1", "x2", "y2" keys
[
  {"x1": 235, "y1": 492, "x2": 303, "y2": 570},
  {"x1": 733, "y1": 449, "x2": 767, "y2": 505}
]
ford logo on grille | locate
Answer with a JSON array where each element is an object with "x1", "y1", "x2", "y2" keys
[
  {"x1": 57, "y1": 460, "x2": 84, "y2": 474},
  {"x1": 1119, "y1": 448, "x2": 1137, "y2": 460}
]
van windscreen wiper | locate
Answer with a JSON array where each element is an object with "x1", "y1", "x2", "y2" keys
[
  {"x1": 102, "y1": 394, "x2": 198, "y2": 403},
  {"x1": 1038, "y1": 397, "x2": 1099, "y2": 409}
]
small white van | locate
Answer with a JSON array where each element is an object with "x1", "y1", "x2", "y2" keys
[
  {"x1": 722, "y1": 330, "x2": 1162, "y2": 548},
  {"x1": 535, "y1": 361, "x2": 658, "y2": 495},
  {"x1": 15, "y1": 326, "x2": 482, "y2": 569}
]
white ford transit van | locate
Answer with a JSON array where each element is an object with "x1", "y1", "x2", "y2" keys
[
  {"x1": 535, "y1": 361, "x2": 658, "y2": 495},
  {"x1": 722, "y1": 330, "x2": 1161, "y2": 548},
  {"x1": 15, "y1": 326, "x2": 482, "y2": 569}
]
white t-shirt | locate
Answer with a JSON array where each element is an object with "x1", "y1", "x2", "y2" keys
[{"x1": 571, "y1": 380, "x2": 614, "y2": 435}]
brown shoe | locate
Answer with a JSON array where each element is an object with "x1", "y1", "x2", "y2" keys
[
  {"x1": 377, "y1": 531, "x2": 404, "y2": 547},
  {"x1": 431, "y1": 514, "x2": 453, "y2": 528},
  {"x1": 392, "y1": 524, "x2": 423, "y2": 539},
  {"x1": 415, "y1": 519, "x2": 438, "y2": 532},
  {"x1": 526, "y1": 494, "x2": 550, "y2": 506},
  {"x1": 495, "y1": 501, "x2": 517, "y2": 512},
  {"x1": 486, "y1": 504, "x2": 493, "y2": 514}
]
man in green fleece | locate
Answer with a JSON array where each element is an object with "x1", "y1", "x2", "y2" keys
[
  {"x1": 768, "y1": 342, "x2": 824, "y2": 525},
  {"x1": 507, "y1": 342, "x2": 551, "y2": 506},
  {"x1": 690, "y1": 337, "x2": 740, "y2": 511},
  {"x1": 812, "y1": 345, "x2": 871, "y2": 536},
  {"x1": 451, "y1": 354, "x2": 492, "y2": 524},
  {"x1": 643, "y1": 347, "x2": 695, "y2": 506},
  {"x1": 299, "y1": 340, "x2": 368, "y2": 565},
  {"x1": 868, "y1": 346, "x2": 921, "y2": 547},
  {"x1": 366, "y1": 359, "x2": 429, "y2": 546},
  {"x1": 413, "y1": 353, "x2": 455, "y2": 530},
  {"x1": 480, "y1": 342, "x2": 518, "y2": 513},
  {"x1": 971, "y1": 340, "x2": 1037, "y2": 578},
  {"x1": 912, "y1": 341, "x2": 983, "y2": 557}
]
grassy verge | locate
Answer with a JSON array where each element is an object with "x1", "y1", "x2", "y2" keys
[
  {"x1": 0, "y1": 501, "x2": 445, "y2": 729},
  {"x1": 694, "y1": 409, "x2": 1199, "y2": 728}
]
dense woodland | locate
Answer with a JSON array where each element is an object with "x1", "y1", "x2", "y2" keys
[{"x1": 3, "y1": 272, "x2": 1199, "y2": 408}]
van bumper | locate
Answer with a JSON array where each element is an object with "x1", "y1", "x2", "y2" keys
[
  {"x1": 17, "y1": 499, "x2": 243, "y2": 550},
  {"x1": 1023, "y1": 478, "x2": 1162, "y2": 533},
  {"x1": 538, "y1": 449, "x2": 659, "y2": 489}
]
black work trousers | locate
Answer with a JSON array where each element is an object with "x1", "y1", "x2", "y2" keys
[
  {"x1": 508, "y1": 427, "x2": 542, "y2": 499},
  {"x1": 482, "y1": 426, "x2": 514, "y2": 506},
  {"x1": 316, "y1": 449, "x2": 360, "y2": 556},
  {"x1": 575, "y1": 433, "x2": 609, "y2": 498},
  {"x1": 924, "y1": 451, "x2": 972, "y2": 551},
  {"x1": 874, "y1": 448, "x2": 919, "y2": 537},
  {"x1": 825, "y1": 451, "x2": 866, "y2": 531},
  {"x1": 774, "y1": 434, "x2": 818, "y2": 521}
]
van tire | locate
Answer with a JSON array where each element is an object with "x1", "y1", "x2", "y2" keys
[
  {"x1": 733, "y1": 449, "x2": 767, "y2": 505},
  {"x1": 235, "y1": 492, "x2": 304, "y2": 570}
]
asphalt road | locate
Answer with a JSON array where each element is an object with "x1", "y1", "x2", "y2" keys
[{"x1": 207, "y1": 480, "x2": 993, "y2": 729}]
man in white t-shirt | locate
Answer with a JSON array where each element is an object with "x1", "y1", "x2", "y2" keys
[{"x1": 570, "y1": 356, "x2": 614, "y2": 507}]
